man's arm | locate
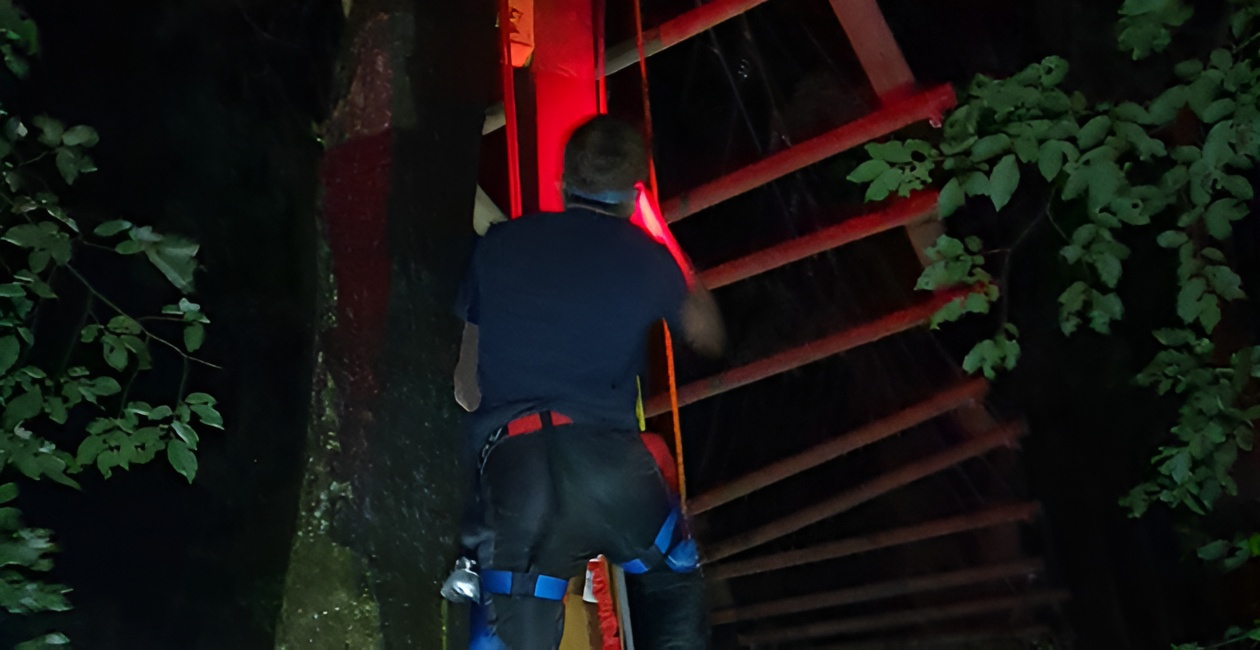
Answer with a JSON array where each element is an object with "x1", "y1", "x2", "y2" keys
[
  {"x1": 454, "y1": 322, "x2": 480, "y2": 412},
  {"x1": 680, "y1": 282, "x2": 725, "y2": 359}
]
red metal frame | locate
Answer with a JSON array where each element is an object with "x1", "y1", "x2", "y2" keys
[
  {"x1": 662, "y1": 84, "x2": 956, "y2": 222},
  {"x1": 498, "y1": 0, "x2": 523, "y2": 217},
  {"x1": 738, "y1": 590, "x2": 1070, "y2": 645},
  {"x1": 643, "y1": 287, "x2": 969, "y2": 417},
  {"x1": 687, "y1": 377, "x2": 987, "y2": 514},
  {"x1": 708, "y1": 502, "x2": 1041, "y2": 579},
  {"x1": 699, "y1": 191, "x2": 938, "y2": 290},
  {"x1": 605, "y1": 0, "x2": 771, "y2": 75},
  {"x1": 827, "y1": 0, "x2": 917, "y2": 101},
  {"x1": 523, "y1": 0, "x2": 600, "y2": 213},
  {"x1": 704, "y1": 422, "x2": 1026, "y2": 562},
  {"x1": 821, "y1": 626, "x2": 1056, "y2": 650},
  {"x1": 712, "y1": 558, "x2": 1044, "y2": 625}
]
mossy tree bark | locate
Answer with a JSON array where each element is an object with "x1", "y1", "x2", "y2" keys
[{"x1": 276, "y1": 2, "x2": 496, "y2": 648}]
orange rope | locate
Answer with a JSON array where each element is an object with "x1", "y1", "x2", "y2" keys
[
  {"x1": 634, "y1": 0, "x2": 687, "y2": 503},
  {"x1": 663, "y1": 322, "x2": 687, "y2": 504},
  {"x1": 632, "y1": 0, "x2": 660, "y2": 198}
]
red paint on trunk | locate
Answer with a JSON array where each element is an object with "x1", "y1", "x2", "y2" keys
[{"x1": 320, "y1": 129, "x2": 394, "y2": 400}]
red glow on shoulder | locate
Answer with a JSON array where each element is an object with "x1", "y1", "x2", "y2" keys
[{"x1": 630, "y1": 181, "x2": 695, "y2": 288}]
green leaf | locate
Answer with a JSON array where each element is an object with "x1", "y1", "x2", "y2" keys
[
  {"x1": 1174, "y1": 59, "x2": 1203, "y2": 80},
  {"x1": 847, "y1": 159, "x2": 890, "y2": 183},
  {"x1": 1039, "y1": 56, "x2": 1069, "y2": 86},
  {"x1": 937, "y1": 177, "x2": 964, "y2": 217},
  {"x1": 1220, "y1": 175, "x2": 1253, "y2": 200},
  {"x1": 89, "y1": 376, "x2": 122, "y2": 396},
  {"x1": 1037, "y1": 140, "x2": 1068, "y2": 181},
  {"x1": 61, "y1": 125, "x2": 99, "y2": 147},
  {"x1": 184, "y1": 323, "x2": 205, "y2": 353},
  {"x1": 80, "y1": 324, "x2": 101, "y2": 343},
  {"x1": 1205, "y1": 198, "x2": 1245, "y2": 239},
  {"x1": 32, "y1": 115, "x2": 63, "y2": 147},
  {"x1": 1206, "y1": 266, "x2": 1245, "y2": 301},
  {"x1": 93, "y1": 220, "x2": 131, "y2": 237},
  {"x1": 166, "y1": 439, "x2": 198, "y2": 483},
  {"x1": 171, "y1": 421, "x2": 199, "y2": 449},
  {"x1": 115, "y1": 240, "x2": 144, "y2": 255},
  {"x1": 144, "y1": 235, "x2": 199, "y2": 293},
  {"x1": 1087, "y1": 161, "x2": 1123, "y2": 212},
  {"x1": 3, "y1": 386, "x2": 42, "y2": 430},
  {"x1": 962, "y1": 172, "x2": 989, "y2": 196},
  {"x1": 865, "y1": 141, "x2": 912, "y2": 163},
  {"x1": 1178, "y1": 277, "x2": 1206, "y2": 323},
  {"x1": 55, "y1": 147, "x2": 81, "y2": 185},
  {"x1": 16, "y1": 633, "x2": 72, "y2": 649},
  {"x1": 1147, "y1": 85, "x2": 1188, "y2": 124},
  {"x1": 2, "y1": 223, "x2": 44, "y2": 248},
  {"x1": 971, "y1": 134, "x2": 1011, "y2": 161},
  {"x1": 1209, "y1": 48, "x2": 1232, "y2": 71},
  {"x1": 1199, "y1": 98, "x2": 1236, "y2": 123},
  {"x1": 1113, "y1": 102, "x2": 1149, "y2": 124},
  {"x1": 988, "y1": 154, "x2": 1020, "y2": 211},
  {"x1": 191, "y1": 404, "x2": 224, "y2": 429},
  {"x1": 962, "y1": 338, "x2": 999, "y2": 378},
  {"x1": 1199, "y1": 293, "x2": 1222, "y2": 332},
  {"x1": 1089, "y1": 291, "x2": 1124, "y2": 334},
  {"x1": 185, "y1": 392, "x2": 216, "y2": 405},
  {"x1": 0, "y1": 482, "x2": 17, "y2": 504},
  {"x1": 0, "y1": 335, "x2": 18, "y2": 375},
  {"x1": 1058, "y1": 281, "x2": 1089, "y2": 336},
  {"x1": 1157, "y1": 230, "x2": 1188, "y2": 248},
  {"x1": 76, "y1": 435, "x2": 106, "y2": 466},
  {"x1": 1188, "y1": 75, "x2": 1220, "y2": 116},
  {"x1": 102, "y1": 335, "x2": 128, "y2": 371},
  {"x1": 1113, "y1": 122, "x2": 1166, "y2": 160},
  {"x1": 45, "y1": 396, "x2": 67, "y2": 424},
  {"x1": 1013, "y1": 134, "x2": 1040, "y2": 163},
  {"x1": 1198, "y1": 539, "x2": 1230, "y2": 561},
  {"x1": 1078, "y1": 116, "x2": 1112, "y2": 149},
  {"x1": 1095, "y1": 251, "x2": 1123, "y2": 288}
]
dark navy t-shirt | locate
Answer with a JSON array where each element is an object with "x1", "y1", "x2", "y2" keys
[{"x1": 455, "y1": 208, "x2": 689, "y2": 438}]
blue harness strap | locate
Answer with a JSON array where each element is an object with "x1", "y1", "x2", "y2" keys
[
  {"x1": 481, "y1": 569, "x2": 568, "y2": 601},
  {"x1": 622, "y1": 506, "x2": 699, "y2": 575}
]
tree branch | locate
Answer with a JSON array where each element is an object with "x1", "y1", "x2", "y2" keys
[{"x1": 63, "y1": 265, "x2": 222, "y2": 370}]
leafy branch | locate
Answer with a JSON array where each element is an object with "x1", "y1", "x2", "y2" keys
[{"x1": 0, "y1": 4, "x2": 223, "y2": 645}]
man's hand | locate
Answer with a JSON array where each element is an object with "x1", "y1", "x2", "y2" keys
[
  {"x1": 454, "y1": 322, "x2": 481, "y2": 411},
  {"x1": 681, "y1": 284, "x2": 726, "y2": 359}
]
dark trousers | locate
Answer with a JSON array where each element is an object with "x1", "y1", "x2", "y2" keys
[{"x1": 475, "y1": 423, "x2": 709, "y2": 650}]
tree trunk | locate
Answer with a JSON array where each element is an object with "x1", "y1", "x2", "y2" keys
[{"x1": 275, "y1": 2, "x2": 496, "y2": 647}]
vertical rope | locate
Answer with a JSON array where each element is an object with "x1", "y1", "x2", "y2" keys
[
  {"x1": 498, "y1": 0, "x2": 523, "y2": 218},
  {"x1": 633, "y1": 0, "x2": 689, "y2": 504},
  {"x1": 595, "y1": 0, "x2": 608, "y2": 114},
  {"x1": 663, "y1": 322, "x2": 687, "y2": 504},
  {"x1": 631, "y1": 0, "x2": 659, "y2": 198}
]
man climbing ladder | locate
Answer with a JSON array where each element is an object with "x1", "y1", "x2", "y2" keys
[{"x1": 447, "y1": 115, "x2": 724, "y2": 649}]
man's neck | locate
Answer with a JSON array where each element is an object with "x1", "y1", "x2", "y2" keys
[{"x1": 564, "y1": 198, "x2": 631, "y2": 218}]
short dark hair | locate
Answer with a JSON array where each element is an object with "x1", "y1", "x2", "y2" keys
[{"x1": 562, "y1": 115, "x2": 648, "y2": 205}]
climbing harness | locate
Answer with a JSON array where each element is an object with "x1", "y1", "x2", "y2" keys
[
  {"x1": 478, "y1": 409, "x2": 573, "y2": 472},
  {"x1": 620, "y1": 505, "x2": 699, "y2": 575},
  {"x1": 481, "y1": 569, "x2": 569, "y2": 602}
]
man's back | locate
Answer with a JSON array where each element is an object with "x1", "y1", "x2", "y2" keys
[{"x1": 457, "y1": 208, "x2": 688, "y2": 433}]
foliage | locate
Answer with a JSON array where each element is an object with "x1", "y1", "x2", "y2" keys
[
  {"x1": 0, "y1": 2, "x2": 220, "y2": 644},
  {"x1": 1171, "y1": 623, "x2": 1260, "y2": 650},
  {"x1": 848, "y1": 0, "x2": 1260, "y2": 524},
  {"x1": 848, "y1": 11, "x2": 1260, "y2": 646}
]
